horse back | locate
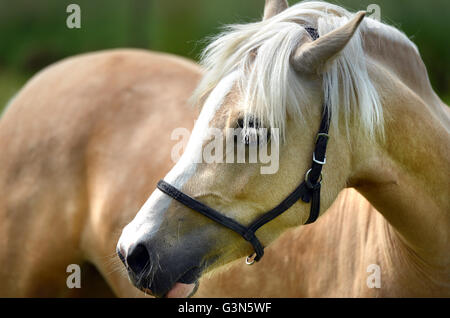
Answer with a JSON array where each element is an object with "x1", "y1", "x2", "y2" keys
[{"x1": 0, "y1": 49, "x2": 201, "y2": 296}]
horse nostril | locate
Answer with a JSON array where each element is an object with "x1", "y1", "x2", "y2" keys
[{"x1": 126, "y1": 243, "x2": 150, "y2": 276}]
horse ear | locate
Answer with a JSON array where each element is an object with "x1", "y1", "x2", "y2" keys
[
  {"x1": 263, "y1": 0, "x2": 288, "y2": 20},
  {"x1": 291, "y1": 11, "x2": 366, "y2": 74}
]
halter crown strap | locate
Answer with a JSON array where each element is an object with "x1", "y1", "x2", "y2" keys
[{"x1": 156, "y1": 106, "x2": 330, "y2": 263}]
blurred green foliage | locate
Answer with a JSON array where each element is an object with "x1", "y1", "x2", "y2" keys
[{"x1": 0, "y1": 0, "x2": 449, "y2": 110}]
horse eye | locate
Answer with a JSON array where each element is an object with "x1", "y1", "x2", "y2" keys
[
  {"x1": 236, "y1": 116, "x2": 258, "y2": 129},
  {"x1": 237, "y1": 117, "x2": 244, "y2": 129},
  {"x1": 235, "y1": 116, "x2": 270, "y2": 145}
]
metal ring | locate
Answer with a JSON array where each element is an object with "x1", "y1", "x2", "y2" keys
[
  {"x1": 245, "y1": 253, "x2": 256, "y2": 265},
  {"x1": 315, "y1": 132, "x2": 330, "y2": 143},
  {"x1": 305, "y1": 168, "x2": 323, "y2": 184}
]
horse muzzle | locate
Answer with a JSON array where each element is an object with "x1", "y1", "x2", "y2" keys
[{"x1": 116, "y1": 235, "x2": 212, "y2": 298}]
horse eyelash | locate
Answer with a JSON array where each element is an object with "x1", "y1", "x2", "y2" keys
[{"x1": 235, "y1": 116, "x2": 271, "y2": 145}]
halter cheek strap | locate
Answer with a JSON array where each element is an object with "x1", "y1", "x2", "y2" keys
[{"x1": 156, "y1": 106, "x2": 330, "y2": 264}]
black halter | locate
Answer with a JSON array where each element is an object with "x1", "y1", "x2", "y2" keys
[{"x1": 156, "y1": 105, "x2": 330, "y2": 264}]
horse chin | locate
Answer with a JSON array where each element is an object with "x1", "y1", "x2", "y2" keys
[
  {"x1": 164, "y1": 281, "x2": 199, "y2": 298},
  {"x1": 133, "y1": 262, "x2": 204, "y2": 298},
  {"x1": 162, "y1": 265, "x2": 203, "y2": 297}
]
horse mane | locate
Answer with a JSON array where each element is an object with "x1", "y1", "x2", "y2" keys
[{"x1": 192, "y1": 1, "x2": 418, "y2": 141}]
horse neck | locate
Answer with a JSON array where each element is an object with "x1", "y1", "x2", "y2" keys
[
  {"x1": 347, "y1": 51, "x2": 450, "y2": 269},
  {"x1": 362, "y1": 25, "x2": 450, "y2": 125}
]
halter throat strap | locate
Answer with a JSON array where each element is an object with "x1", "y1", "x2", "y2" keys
[{"x1": 156, "y1": 106, "x2": 330, "y2": 263}]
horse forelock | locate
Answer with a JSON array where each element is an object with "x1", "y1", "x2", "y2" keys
[{"x1": 191, "y1": 1, "x2": 422, "y2": 142}]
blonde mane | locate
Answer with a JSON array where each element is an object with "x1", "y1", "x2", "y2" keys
[{"x1": 192, "y1": 1, "x2": 420, "y2": 141}]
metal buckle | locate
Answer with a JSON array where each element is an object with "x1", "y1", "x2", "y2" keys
[
  {"x1": 312, "y1": 152, "x2": 326, "y2": 165},
  {"x1": 245, "y1": 253, "x2": 257, "y2": 265},
  {"x1": 313, "y1": 133, "x2": 329, "y2": 165}
]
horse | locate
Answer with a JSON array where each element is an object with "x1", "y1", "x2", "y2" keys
[
  {"x1": 1, "y1": 0, "x2": 448, "y2": 298},
  {"x1": 0, "y1": 47, "x2": 379, "y2": 298},
  {"x1": 0, "y1": 46, "x2": 381, "y2": 298},
  {"x1": 117, "y1": 0, "x2": 450, "y2": 298}
]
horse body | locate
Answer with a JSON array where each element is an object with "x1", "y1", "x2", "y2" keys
[{"x1": 0, "y1": 49, "x2": 201, "y2": 296}]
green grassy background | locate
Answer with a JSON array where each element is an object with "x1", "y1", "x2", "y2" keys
[{"x1": 0, "y1": 0, "x2": 449, "y2": 111}]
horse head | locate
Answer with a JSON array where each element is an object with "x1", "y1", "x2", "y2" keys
[{"x1": 117, "y1": 0, "x2": 384, "y2": 297}]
